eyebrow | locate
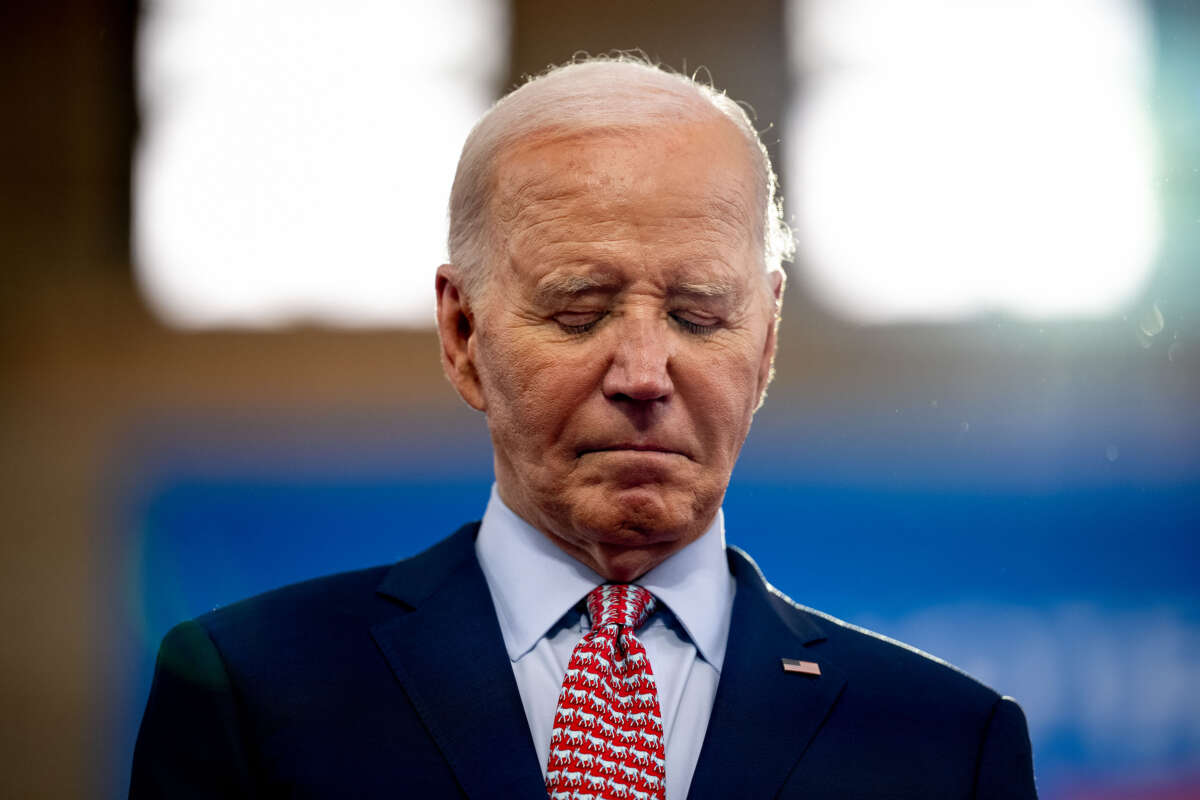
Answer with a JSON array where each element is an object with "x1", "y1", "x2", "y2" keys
[
  {"x1": 532, "y1": 274, "x2": 620, "y2": 305},
  {"x1": 672, "y1": 280, "x2": 739, "y2": 299},
  {"x1": 532, "y1": 275, "x2": 745, "y2": 306}
]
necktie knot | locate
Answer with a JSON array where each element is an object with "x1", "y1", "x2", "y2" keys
[{"x1": 587, "y1": 584, "x2": 656, "y2": 630}]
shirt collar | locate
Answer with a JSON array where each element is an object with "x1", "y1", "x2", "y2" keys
[{"x1": 475, "y1": 484, "x2": 733, "y2": 670}]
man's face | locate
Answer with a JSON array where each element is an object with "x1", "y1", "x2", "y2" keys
[{"x1": 441, "y1": 118, "x2": 782, "y2": 581}]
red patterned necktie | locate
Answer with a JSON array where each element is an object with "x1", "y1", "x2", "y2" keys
[{"x1": 546, "y1": 584, "x2": 665, "y2": 800}]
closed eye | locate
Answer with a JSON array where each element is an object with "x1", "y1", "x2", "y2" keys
[
  {"x1": 555, "y1": 311, "x2": 606, "y2": 334},
  {"x1": 555, "y1": 311, "x2": 719, "y2": 335},
  {"x1": 671, "y1": 313, "x2": 719, "y2": 335}
]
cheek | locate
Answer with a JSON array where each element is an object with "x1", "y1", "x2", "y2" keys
[
  {"x1": 478, "y1": 333, "x2": 601, "y2": 439},
  {"x1": 686, "y1": 344, "x2": 764, "y2": 442}
]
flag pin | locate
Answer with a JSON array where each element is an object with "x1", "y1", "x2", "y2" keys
[{"x1": 781, "y1": 658, "x2": 821, "y2": 676}]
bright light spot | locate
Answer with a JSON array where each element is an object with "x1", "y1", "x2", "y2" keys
[
  {"x1": 788, "y1": 0, "x2": 1161, "y2": 323},
  {"x1": 134, "y1": 0, "x2": 508, "y2": 328}
]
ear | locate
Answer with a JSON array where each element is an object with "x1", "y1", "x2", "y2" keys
[
  {"x1": 755, "y1": 269, "x2": 786, "y2": 409},
  {"x1": 435, "y1": 264, "x2": 487, "y2": 411}
]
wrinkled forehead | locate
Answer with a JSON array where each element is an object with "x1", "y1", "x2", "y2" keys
[{"x1": 490, "y1": 120, "x2": 761, "y2": 258}]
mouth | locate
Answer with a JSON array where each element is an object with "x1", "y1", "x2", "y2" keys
[{"x1": 578, "y1": 443, "x2": 689, "y2": 459}]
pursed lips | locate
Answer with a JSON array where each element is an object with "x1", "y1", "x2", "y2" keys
[{"x1": 577, "y1": 443, "x2": 690, "y2": 459}]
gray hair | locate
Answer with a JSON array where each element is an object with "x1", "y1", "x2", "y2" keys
[{"x1": 446, "y1": 56, "x2": 793, "y2": 301}]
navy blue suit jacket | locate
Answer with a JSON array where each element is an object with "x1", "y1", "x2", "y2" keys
[{"x1": 131, "y1": 523, "x2": 1037, "y2": 798}]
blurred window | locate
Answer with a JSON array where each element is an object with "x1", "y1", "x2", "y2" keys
[
  {"x1": 134, "y1": 0, "x2": 508, "y2": 328},
  {"x1": 787, "y1": 0, "x2": 1160, "y2": 323}
]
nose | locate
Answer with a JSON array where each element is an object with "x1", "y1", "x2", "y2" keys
[{"x1": 602, "y1": 316, "x2": 674, "y2": 404}]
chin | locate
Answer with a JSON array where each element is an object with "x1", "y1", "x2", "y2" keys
[
  {"x1": 568, "y1": 480, "x2": 717, "y2": 550},
  {"x1": 586, "y1": 485, "x2": 682, "y2": 534},
  {"x1": 520, "y1": 471, "x2": 726, "y2": 577}
]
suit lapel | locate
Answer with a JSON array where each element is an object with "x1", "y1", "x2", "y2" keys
[
  {"x1": 687, "y1": 547, "x2": 846, "y2": 800},
  {"x1": 370, "y1": 524, "x2": 547, "y2": 800}
]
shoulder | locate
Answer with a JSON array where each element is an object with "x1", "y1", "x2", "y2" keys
[
  {"x1": 731, "y1": 545, "x2": 1002, "y2": 708},
  {"x1": 187, "y1": 522, "x2": 482, "y2": 667},
  {"x1": 195, "y1": 564, "x2": 393, "y2": 645},
  {"x1": 728, "y1": 546, "x2": 1036, "y2": 795},
  {"x1": 790, "y1": 602, "x2": 1035, "y2": 795},
  {"x1": 796, "y1": 597, "x2": 1000, "y2": 706}
]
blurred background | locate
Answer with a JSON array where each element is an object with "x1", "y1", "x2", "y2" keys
[{"x1": 2, "y1": 0, "x2": 1198, "y2": 797}]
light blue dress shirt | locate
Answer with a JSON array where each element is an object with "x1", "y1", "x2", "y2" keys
[{"x1": 475, "y1": 486, "x2": 735, "y2": 800}]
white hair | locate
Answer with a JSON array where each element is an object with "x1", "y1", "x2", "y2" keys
[{"x1": 446, "y1": 56, "x2": 793, "y2": 301}]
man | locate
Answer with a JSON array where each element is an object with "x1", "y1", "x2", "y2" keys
[{"x1": 131, "y1": 59, "x2": 1037, "y2": 799}]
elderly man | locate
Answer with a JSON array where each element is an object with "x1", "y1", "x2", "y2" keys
[{"x1": 131, "y1": 59, "x2": 1037, "y2": 799}]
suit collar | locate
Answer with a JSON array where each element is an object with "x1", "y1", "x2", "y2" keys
[
  {"x1": 370, "y1": 523, "x2": 548, "y2": 800},
  {"x1": 687, "y1": 546, "x2": 847, "y2": 800}
]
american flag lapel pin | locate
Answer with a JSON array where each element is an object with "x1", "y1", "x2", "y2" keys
[{"x1": 781, "y1": 657, "x2": 821, "y2": 676}]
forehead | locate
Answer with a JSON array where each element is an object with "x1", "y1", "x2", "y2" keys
[{"x1": 491, "y1": 120, "x2": 760, "y2": 286}]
